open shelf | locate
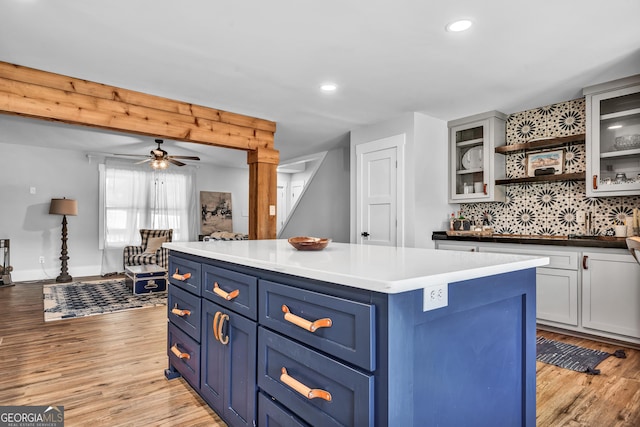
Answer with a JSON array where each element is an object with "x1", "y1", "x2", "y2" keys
[
  {"x1": 495, "y1": 134, "x2": 585, "y2": 154},
  {"x1": 495, "y1": 172, "x2": 585, "y2": 185}
]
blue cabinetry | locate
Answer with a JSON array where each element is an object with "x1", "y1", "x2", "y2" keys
[
  {"x1": 201, "y1": 298, "x2": 257, "y2": 427},
  {"x1": 167, "y1": 250, "x2": 537, "y2": 427}
]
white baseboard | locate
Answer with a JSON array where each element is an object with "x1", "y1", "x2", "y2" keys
[{"x1": 11, "y1": 265, "x2": 103, "y2": 283}]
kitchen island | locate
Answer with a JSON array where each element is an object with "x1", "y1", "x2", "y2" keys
[{"x1": 164, "y1": 240, "x2": 548, "y2": 427}]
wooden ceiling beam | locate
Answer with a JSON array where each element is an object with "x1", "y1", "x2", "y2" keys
[
  {"x1": 0, "y1": 61, "x2": 276, "y2": 150},
  {"x1": 0, "y1": 61, "x2": 279, "y2": 239}
]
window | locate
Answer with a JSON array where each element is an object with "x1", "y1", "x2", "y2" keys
[{"x1": 99, "y1": 159, "x2": 196, "y2": 273}]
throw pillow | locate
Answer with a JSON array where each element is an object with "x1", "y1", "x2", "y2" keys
[{"x1": 144, "y1": 236, "x2": 167, "y2": 254}]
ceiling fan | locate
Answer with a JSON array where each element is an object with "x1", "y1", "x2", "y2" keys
[{"x1": 117, "y1": 139, "x2": 200, "y2": 169}]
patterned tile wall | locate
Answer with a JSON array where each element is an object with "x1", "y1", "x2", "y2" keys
[{"x1": 461, "y1": 98, "x2": 640, "y2": 236}]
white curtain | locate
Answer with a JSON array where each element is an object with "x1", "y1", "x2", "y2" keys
[{"x1": 100, "y1": 158, "x2": 197, "y2": 274}]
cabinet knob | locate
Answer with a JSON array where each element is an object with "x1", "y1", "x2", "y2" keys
[
  {"x1": 361, "y1": 231, "x2": 370, "y2": 237},
  {"x1": 280, "y1": 367, "x2": 332, "y2": 401},
  {"x1": 282, "y1": 304, "x2": 332, "y2": 332}
]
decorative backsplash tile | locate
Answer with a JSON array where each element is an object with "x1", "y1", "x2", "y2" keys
[{"x1": 461, "y1": 98, "x2": 639, "y2": 236}]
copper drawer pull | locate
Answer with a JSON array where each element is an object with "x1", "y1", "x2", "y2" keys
[
  {"x1": 280, "y1": 367, "x2": 332, "y2": 401},
  {"x1": 213, "y1": 282, "x2": 240, "y2": 301},
  {"x1": 281, "y1": 305, "x2": 332, "y2": 332},
  {"x1": 213, "y1": 311, "x2": 222, "y2": 342},
  {"x1": 171, "y1": 304, "x2": 191, "y2": 317},
  {"x1": 170, "y1": 344, "x2": 190, "y2": 360},
  {"x1": 218, "y1": 313, "x2": 230, "y2": 345},
  {"x1": 172, "y1": 268, "x2": 191, "y2": 281}
]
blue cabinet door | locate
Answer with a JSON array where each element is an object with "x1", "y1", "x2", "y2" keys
[{"x1": 201, "y1": 299, "x2": 257, "y2": 427}]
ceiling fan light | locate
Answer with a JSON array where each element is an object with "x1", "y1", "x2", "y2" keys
[{"x1": 151, "y1": 159, "x2": 169, "y2": 170}]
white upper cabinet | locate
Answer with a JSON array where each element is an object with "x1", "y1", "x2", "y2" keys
[
  {"x1": 448, "y1": 111, "x2": 506, "y2": 203},
  {"x1": 584, "y1": 74, "x2": 640, "y2": 197}
]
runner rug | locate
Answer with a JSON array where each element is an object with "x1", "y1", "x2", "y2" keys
[
  {"x1": 536, "y1": 336, "x2": 626, "y2": 375},
  {"x1": 43, "y1": 279, "x2": 166, "y2": 322}
]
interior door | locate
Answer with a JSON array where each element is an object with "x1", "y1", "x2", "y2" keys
[{"x1": 356, "y1": 134, "x2": 403, "y2": 246}]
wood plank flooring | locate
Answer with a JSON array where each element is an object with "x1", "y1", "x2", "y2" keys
[
  {"x1": 536, "y1": 330, "x2": 640, "y2": 427},
  {"x1": 1, "y1": 279, "x2": 639, "y2": 426},
  {"x1": 0, "y1": 280, "x2": 225, "y2": 427}
]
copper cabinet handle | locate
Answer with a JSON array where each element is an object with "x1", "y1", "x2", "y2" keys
[
  {"x1": 593, "y1": 175, "x2": 598, "y2": 190},
  {"x1": 280, "y1": 367, "x2": 332, "y2": 401},
  {"x1": 218, "y1": 313, "x2": 230, "y2": 345},
  {"x1": 213, "y1": 282, "x2": 240, "y2": 301},
  {"x1": 583, "y1": 255, "x2": 588, "y2": 270},
  {"x1": 170, "y1": 344, "x2": 190, "y2": 360},
  {"x1": 483, "y1": 183, "x2": 487, "y2": 195},
  {"x1": 172, "y1": 268, "x2": 191, "y2": 281},
  {"x1": 171, "y1": 304, "x2": 191, "y2": 317},
  {"x1": 213, "y1": 311, "x2": 221, "y2": 342},
  {"x1": 281, "y1": 305, "x2": 332, "y2": 332}
]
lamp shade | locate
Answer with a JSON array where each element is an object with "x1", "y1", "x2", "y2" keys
[{"x1": 49, "y1": 198, "x2": 78, "y2": 216}]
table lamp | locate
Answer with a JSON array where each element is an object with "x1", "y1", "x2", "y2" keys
[{"x1": 49, "y1": 198, "x2": 78, "y2": 283}]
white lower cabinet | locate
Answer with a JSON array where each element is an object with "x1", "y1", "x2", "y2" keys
[
  {"x1": 582, "y1": 251, "x2": 640, "y2": 340},
  {"x1": 536, "y1": 268, "x2": 579, "y2": 326},
  {"x1": 435, "y1": 240, "x2": 640, "y2": 345}
]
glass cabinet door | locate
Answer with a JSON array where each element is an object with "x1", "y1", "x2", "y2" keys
[
  {"x1": 452, "y1": 122, "x2": 486, "y2": 199},
  {"x1": 448, "y1": 111, "x2": 506, "y2": 203},
  {"x1": 585, "y1": 77, "x2": 640, "y2": 197}
]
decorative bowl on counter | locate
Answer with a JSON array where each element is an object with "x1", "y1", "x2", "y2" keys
[
  {"x1": 288, "y1": 236, "x2": 331, "y2": 251},
  {"x1": 614, "y1": 134, "x2": 640, "y2": 150}
]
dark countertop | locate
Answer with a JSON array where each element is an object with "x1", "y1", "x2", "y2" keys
[{"x1": 432, "y1": 231, "x2": 628, "y2": 249}]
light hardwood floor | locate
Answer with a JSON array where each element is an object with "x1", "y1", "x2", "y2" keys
[{"x1": 1, "y1": 280, "x2": 638, "y2": 426}]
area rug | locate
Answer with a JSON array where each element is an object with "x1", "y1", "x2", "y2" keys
[
  {"x1": 43, "y1": 279, "x2": 166, "y2": 322},
  {"x1": 536, "y1": 336, "x2": 626, "y2": 375}
]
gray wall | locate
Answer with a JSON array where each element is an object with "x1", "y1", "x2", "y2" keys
[
  {"x1": 0, "y1": 141, "x2": 251, "y2": 282},
  {"x1": 279, "y1": 136, "x2": 350, "y2": 242},
  {"x1": 350, "y1": 112, "x2": 452, "y2": 248}
]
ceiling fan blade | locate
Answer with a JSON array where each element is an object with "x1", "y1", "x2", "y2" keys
[
  {"x1": 112, "y1": 153, "x2": 149, "y2": 158},
  {"x1": 168, "y1": 158, "x2": 186, "y2": 166},
  {"x1": 135, "y1": 158, "x2": 152, "y2": 164},
  {"x1": 169, "y1": 155, "x2": 200, "y2": 161}
]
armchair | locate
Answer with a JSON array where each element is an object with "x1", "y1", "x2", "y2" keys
[{"x1": 123, "y1": 229, "x2": 173, "y2": 270}]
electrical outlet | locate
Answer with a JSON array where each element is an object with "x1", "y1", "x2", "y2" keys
[
  {"x1": 423, "y1": 283, "x2": 448, "y2": 311},
  {"x1": 577, "y1": 211, "x2": 585, "y2": 224},
  {"x1": 39, "y1": 256, "x2": 45, "y2": 264}
]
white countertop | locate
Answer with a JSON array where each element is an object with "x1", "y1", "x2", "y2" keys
[{"x1": 164, "y1": 240, "x2": 549, "y2": 294}]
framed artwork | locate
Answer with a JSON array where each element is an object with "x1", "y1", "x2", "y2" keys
[
  {"x1": 526, "y1": 149, "x2": 564, "y2": 177},
  {"x1": 200, "y1": 191, "x2": 233, "y2": 235}
]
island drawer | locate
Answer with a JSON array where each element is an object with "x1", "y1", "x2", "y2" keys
[
  {"x1": 168, "y1": 285, "x2": 202, "y2": 341},
  {"x1": 258, "y1": 328, "x2": 374, "y2": 427},
  {"x1": 259, "y1": 280, "x2": 375, "y2": 371},
  {"x1": 168, "y1": 256, "x2": 202, "y2": 296},
  {"x1": 258, "y1": 392, "x2": 310, "y2": 427},
  {"x1": 202, "y1": 264, "x2": 258, "y2": 320},
  {"x1": 168, "y1": 323, "x2": 200, "y2": 389}
]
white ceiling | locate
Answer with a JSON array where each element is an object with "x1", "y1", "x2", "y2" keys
[{"x1": 1, "y1": 0, "x2": 639, "y2": 168}]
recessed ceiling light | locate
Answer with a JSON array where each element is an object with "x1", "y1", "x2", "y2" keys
[
  {"x1": 320, "y1": 83, "x2": 337, "y2": 92},
  {"x1": 446, "y1": 19, "x2": 473, "y2": 32}
]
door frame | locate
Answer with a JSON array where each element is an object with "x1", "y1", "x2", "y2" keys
[{"x1": 353, "y1": 134, "x2": 405, "y2": 246}]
